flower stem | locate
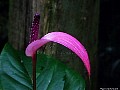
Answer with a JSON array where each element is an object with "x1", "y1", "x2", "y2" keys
[{"x1": 32, "y1": 53, "x2": 37, "y2": 90}]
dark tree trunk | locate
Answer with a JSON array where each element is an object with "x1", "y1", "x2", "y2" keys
[
  {"x1": 8, "y1": 0, "x2": 99, "y2": 89},
  {"x1": 8, "y1": 0, "x2": 40, "y2": 50}
]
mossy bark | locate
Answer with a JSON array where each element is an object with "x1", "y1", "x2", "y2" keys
[{"x1": 9, "y1": 0, "x2": 99, "y2": 89}]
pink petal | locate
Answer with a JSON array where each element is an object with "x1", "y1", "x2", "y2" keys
[{"x1": 25, "y1": 32, "x2": 90, "y2": 76}]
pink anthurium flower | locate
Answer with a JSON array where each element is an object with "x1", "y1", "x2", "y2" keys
[
  {"x1": 25, "y1": 13, "x2": 90, "y2": 90},
  {"x1": 26, "y1": 13, "x2": 90, "y2": 76}
]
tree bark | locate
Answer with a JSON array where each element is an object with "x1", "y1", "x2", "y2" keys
[
  {"x1": 8, "y1": 0, "x2": 99, "y2": 89},
  {"x1": 8, "y1": 0, "x2": 40, "y2": 50}
]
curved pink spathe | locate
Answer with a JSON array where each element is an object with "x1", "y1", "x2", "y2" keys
[{"x1": 25, "y1": 32, "x2": 90, "y2": 76}]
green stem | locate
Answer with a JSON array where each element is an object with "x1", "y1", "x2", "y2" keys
[{"x1": 32, "y1": 53, "x2": 37, "y2": 90}]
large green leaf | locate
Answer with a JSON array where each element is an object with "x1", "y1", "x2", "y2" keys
[
  {"x1": 36, "y1": 54, "x2": 85, "y2": 90},
  {"x1": 0, "y1": 44, "x2": 32, "y2": 90},
  {"x1": 0, "y1": 43, "x2": 85, "y2": 90}
]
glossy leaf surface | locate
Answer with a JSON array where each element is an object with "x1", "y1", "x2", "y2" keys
[{"x1": 0, "y1": 44, "x2": 85, "y2": 90}]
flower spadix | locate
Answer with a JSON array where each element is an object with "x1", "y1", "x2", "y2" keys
[
  {"x1": 25, "y1": 32, "x2": 90, "y2": 76},
  {"x1": 29, "y1": 13, "x2": 40, "y2": 43}
]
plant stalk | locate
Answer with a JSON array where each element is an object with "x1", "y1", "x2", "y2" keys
[{"x1": 32, "y1": 53, "x2": 37, "y2": 90}]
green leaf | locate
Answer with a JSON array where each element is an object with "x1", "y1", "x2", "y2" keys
[
  {"x1": 0, "y1": 43, "x2": 32, "y2": 90},
  {"x1": 0, "y1": 43, "x2": 85, "y2": 90},
  {"x1": 36, "y1": 54, "x2": 86, "y2": 90},
  {"x1": 20, "y1": 52, "x2": 86, "y2": 90},
  {"x1": 19, "y1": 51, "x2": 33, "y2": 78}
]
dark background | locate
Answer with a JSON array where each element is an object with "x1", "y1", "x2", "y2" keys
[
  {"x1": 0, "y1": 0, "x2": 8, "y2": 52},
  {"x1": 0, "y1": 0, "x2": 120, "y2": 88},
  {"x1": 98, "y1": 0, "x2": 120, "y2": 88}
]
